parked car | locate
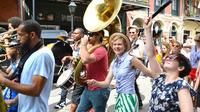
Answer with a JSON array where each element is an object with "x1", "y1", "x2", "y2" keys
[{"x1": 41, "y1": 30, "x2": 68, "y2": 45}]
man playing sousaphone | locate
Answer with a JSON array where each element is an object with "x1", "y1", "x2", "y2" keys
[{"x1": 76, "y1": 30, "x2": 110, "y2": 112}]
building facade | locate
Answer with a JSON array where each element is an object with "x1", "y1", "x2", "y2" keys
[
  {"x1": 183, "y1": 0, "x2": 200, "y2": 43},
  {"x1": 127, "y1": 0, "x2": 185, "y2": 42},
  {"x1": 0, "y1": 0, "x2": 149, "y2": 33},
  {"x1": 127, "y1": 0, "x2": 200, "y2": 43}
]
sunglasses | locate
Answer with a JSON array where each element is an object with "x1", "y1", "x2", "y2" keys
[
  {"x1": 129, "y1": 32, "x2": 136, "y2": 34},
  {"x1": 172, "y1": 45, "x2": 180, "y2": 48},
  {"x1": 165, "y1": 55, "x2": 178, "y2": 62}
]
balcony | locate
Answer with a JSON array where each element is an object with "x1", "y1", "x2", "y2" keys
[
  {"x1": 65, "y1": 0, "x2": 149, "y2": 11},
  {"x1": 122, "y1": 0, "x2": 149, "y2": 11},
  {"x1": 184, "y1": 0, "x2": 200, "y2": 21}
]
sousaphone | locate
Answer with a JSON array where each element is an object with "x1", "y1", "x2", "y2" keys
[
  {"x1": 74, "y1": 0, "x2": 122, "y2": 85},
  {"x1": 83, "y1": 0, "x2": 122, "y2": 32}
]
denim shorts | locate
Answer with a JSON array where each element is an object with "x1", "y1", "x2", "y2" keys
[
  {"x1": 77, "y1": 87, "x2": 110, "y2": 112},
  {"x1": 71, "y1": 84, "x2": 85, "y2": 105}
]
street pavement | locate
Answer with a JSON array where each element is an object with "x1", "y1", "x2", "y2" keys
[{"x1": 48, "y1": 75, "x2": 152, "y2": 112}]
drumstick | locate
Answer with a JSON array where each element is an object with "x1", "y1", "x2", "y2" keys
[
  {"x1": 57, "y1": 63, "x2": 64, "y2": 75},
  {"x1": 152, "y1": 0, "x2": 172, "y2": 19}
]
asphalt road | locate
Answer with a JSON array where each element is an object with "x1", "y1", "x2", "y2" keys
[{"x1": 48, "y1": 75, "x2": 153, "y2": 112}]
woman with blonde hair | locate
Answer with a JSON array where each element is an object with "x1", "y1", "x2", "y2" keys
[{"x1": 86, "y1": 32, "x2": 152, "y2": 112}]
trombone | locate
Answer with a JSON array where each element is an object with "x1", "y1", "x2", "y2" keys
[
  {"x1": 0, "y1": 29, "x2": 20, "y2": 48},
  {"x1": 0, "y1": 29, "x2": 18, "y2": 37}
]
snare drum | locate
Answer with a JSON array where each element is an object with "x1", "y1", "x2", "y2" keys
[{"x1": 56, "y1": 67, "x2": 74, "y2": 89}]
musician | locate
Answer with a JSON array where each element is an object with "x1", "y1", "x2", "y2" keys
[
  {"x1": 0, "y1": 17, "x2": 22, "y2": 68},
  {"x1": 54, "y1": 28, "x2": 85, "y2": 111},
  {"x1": 128, "y1": 25, "x2": 145, "y2": 109},
  {"x1": 3, "y1": 17, "x2": 22, "y2": 45},
  {"x1": 0, "y1": 17, "x2": 22, "y2": 112},
  {"x1": 0, "y1": 20, "x2": 55, "y2": 112},
  {"x1": 3, "y1": 46, "x2": 20, "y2": 112},
  {"x1": 77, "y1": 30, "x2": 110, "y2": 112}
]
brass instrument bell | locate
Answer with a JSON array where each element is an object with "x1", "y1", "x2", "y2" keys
[{"x1": 83, "y1": 0, "x2": 122, "y2": 32}]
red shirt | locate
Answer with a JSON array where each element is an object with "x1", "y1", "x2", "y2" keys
[{"x1": 86, "y1": 46, "x2": 108, "y2": 90}]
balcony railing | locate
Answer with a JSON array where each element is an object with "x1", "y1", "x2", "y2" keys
[
  {"x1": 184, "y1": 0, "x2": 200, "y2": 20},
  {"x1": 123, "y1": 0, "x2": 149, "y2": 6}
]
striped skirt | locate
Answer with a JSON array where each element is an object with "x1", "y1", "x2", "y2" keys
[{"x1": 115, "y1": 93, "x2": 139, "y2": 112}]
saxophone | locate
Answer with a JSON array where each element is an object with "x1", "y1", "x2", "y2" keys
[{"x1": 0, "y1": 87, "x2": 7, "y2": 112}]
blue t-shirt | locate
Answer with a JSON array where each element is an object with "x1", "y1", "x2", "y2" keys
[
  {"x1": 4, "y1": 87, "x2": 18, "y2": 112},
  {"x1": 3, "y1": 60, "x2": 20, "y2": 112},
  {"x1": 111, "y1": 52, "x2": 137, "y2": 94},
  {"x1": 18, "y1": 47, "x2": 55, "y2": 112}
]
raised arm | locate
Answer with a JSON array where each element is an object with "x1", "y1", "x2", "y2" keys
[
  {"x1": 131, "y1": 57, "x2": 154, "y2": 78},
  {"x1": 144, "y1": 17, "x2": 162, "y2": 78}
]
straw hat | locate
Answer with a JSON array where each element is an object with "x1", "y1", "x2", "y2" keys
[{"x1": 109, "y1": 32, "x2": 131, "y2": 51}]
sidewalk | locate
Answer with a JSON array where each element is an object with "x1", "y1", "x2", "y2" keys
[{"x1": 48, "y1": 75, "x2": 152, "y2": 112}]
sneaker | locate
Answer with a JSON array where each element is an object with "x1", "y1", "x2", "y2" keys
[
  {"x1": 54, "y1": 102, "x2": 66, "y2": 109},
  {"x1": 139, "y1": 103, "x2": 143, "y2": 110}
]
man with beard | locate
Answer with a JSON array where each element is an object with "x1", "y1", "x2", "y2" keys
[{"x1": 0, "y1": 20, "x2": 55, "y2": 112}]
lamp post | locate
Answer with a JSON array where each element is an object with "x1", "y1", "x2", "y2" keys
[{"x1": 68, "y1": 0, "x2": 77, "y2": 32}]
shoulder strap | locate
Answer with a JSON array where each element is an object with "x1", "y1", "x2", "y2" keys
[
  {"x1": 11, "y1": 41, "x2": 43, "y2": 81},
  {"x1": 74, "y1": 44, "x2": 103, "y2": 85}
]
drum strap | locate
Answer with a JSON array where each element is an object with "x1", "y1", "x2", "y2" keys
[{"x1": 11, "y1": 41, "x2": 43, "y2": 82}]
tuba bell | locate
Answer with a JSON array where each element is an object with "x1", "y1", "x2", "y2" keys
[
  {"x1": 74, "y1": 0, "x2": 122, "y2": 85},
  {"x1": 83, "y1": 0, "x2": 122, "y2": 32}
]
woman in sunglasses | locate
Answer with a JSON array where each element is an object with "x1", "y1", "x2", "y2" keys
[{"x1": 144, "y1": 16, "x2": 195, "y2": 112}]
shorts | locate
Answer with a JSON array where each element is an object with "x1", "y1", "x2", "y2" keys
[{"x1": 71, "y1": 84, "x2": 85, "y2": 105}]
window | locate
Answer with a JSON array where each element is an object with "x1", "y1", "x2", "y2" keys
[
  {"x1": 171, "y1": 25, "x2": 177, "y2": 37},
  {"x1": 171, "y1": 0, "x2": 179, "y2": 16},
  {"x1": 155, "y1": 0, "x2": 162, "y2": 6},
  {"x1": 172, "y1": 0, "x2": 177, "y2": 10},
  {"x1": 183, "y1": 30, "x2": 190, "y2": 43},
  {"x1": 154, "y1": 0, "x2": 164, "y2": 14}
]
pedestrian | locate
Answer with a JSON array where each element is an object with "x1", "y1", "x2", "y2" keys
[
  {"x1": 128, "y1": 25, "x2": 145, "y2": 109},
  {"x1": 144, "y1": 16, "x2": 195, "y2": 112},
  {"x1": 0, "y1": 20, "x2": 55, "y2": 112},
  {"x1": 86, "y1": 32, "x2": 153, "y2": 112}
]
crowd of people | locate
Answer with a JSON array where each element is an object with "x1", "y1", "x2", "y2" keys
[{"x1": 0, "y1": 14, "x2": 199, "y2": 112}]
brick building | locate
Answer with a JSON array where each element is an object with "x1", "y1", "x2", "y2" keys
[{"x1": 127, "y1": 0, "x2": 200, "y2": 43}]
